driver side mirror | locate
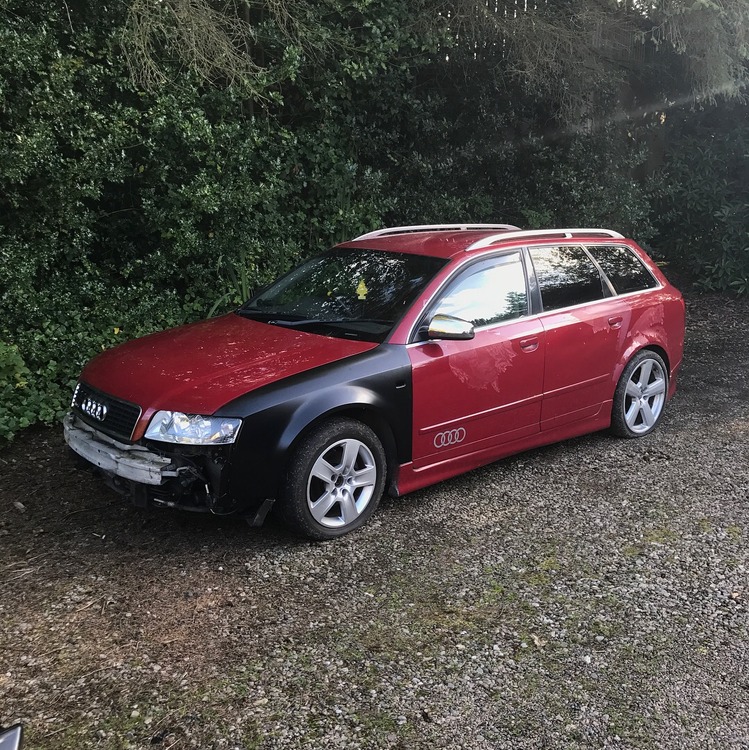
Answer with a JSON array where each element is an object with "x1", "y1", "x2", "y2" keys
[{"x1": 427, "y1": 314, "x2": 475, "y2": 341}]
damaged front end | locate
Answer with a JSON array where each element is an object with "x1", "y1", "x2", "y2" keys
[{"x1": 63, "y1": 413, "x2": 238, "y2": 516}]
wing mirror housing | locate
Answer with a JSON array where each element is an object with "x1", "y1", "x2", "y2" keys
[{"x1": 426, "y1": 314, "x2": 475, "y2": 341}]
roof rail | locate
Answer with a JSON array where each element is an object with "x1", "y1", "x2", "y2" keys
[
  {"x1": 354, "y1": 223, "x2": 521, "y2": 241},
  {"x1": 465, "y1": 228, "x2": 625, "y2": 251}
]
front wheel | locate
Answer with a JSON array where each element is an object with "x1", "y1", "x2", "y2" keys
[
  {"x1": 280, "y1": 418, "x2": 386, "y2": 540},
  {"x1": 611, "y1": 350, "x2": 668, "y2": 438}
]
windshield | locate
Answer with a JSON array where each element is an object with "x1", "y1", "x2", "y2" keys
[{"x1": 238, "y1": 248, "x2": 447, "y2": 342}]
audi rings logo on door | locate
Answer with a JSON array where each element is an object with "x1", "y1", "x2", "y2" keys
[{"x1": 433, "y1": 427, "x2": 466, "y2": 448}]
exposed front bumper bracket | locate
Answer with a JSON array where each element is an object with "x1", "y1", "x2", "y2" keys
[{"x1": 64, "y1": 413, "x2": 178, "y2": 485}]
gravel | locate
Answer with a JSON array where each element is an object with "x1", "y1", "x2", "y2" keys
[{"x1": 1, "y1": 290, "x2": 748, "y2": 749}]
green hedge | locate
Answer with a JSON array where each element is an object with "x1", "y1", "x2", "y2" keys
[
  {"x1": 0, "y1": 2, "x2": 745, "y2": 441},
  {"x1": 0, "y1": 4, "x2": 393, "y2": 440},
  {"x1": 653, "y1": 103, "x2": 749, "y2": 293}
]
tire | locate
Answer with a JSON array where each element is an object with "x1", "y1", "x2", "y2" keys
[
  {"x1": 611, "y1": 349, "x2": 669, "y2": 438},
  {"x1": 280, "y1": 418, "x2": 387, "y2": 540}
]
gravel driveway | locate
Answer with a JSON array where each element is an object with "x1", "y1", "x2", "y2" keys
[{"x1": 1, "y1": 291, "x2": 748, "y2": 750}]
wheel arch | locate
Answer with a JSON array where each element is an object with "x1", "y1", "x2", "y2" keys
[
  {"x1": 220, "y1": 345, "x2": 413, "y2": 508},
  {"x1": 613, "y1": 338, "x2": 672, "y2": 396},
  {"x1": 640, "y1": 343, "x2": 670, "y2": 374},
  {"x1": 280, "y1": 402, "x2": 401, "y2": 497}
]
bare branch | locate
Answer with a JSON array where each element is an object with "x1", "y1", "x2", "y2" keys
[
  {"x1": 122, "y1": 0, "x2": 266, "y2": 92},
  {"x1": 121, "y1": 0, "x2": 337, "y2": 94}
]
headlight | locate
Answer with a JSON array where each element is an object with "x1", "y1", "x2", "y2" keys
[{"x1": 144, "y1": 411, "x2": 241, "y2": 445}]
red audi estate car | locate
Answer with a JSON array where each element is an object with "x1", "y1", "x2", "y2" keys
[{"x1": 65, "y1": 225, "x2": 685, "y2": 539}]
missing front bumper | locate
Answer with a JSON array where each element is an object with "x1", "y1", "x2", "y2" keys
[
  {"x1": 64, "y1": 413, "x2": 272, "y2": 522},
  {"x1": 63, "y1": 413, "x2": 178, "y2": 485}
]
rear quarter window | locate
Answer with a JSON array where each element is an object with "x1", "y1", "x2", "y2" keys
[{"x1": 587, "y1": 245, "x2": 658, "y2": 295}]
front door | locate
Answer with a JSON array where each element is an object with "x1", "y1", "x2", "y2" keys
[{"x1": 408, "y1": 251, "x2": 545, "y2": 468}]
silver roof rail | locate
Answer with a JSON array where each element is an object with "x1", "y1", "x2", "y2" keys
[
  {"x1": 354, "y1": 223, "x2": 521, "y2": 241},
  {"x1": 466, "y1": 228, "x2": 625, "y2": 251}
]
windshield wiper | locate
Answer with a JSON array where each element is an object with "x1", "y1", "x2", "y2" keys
[
  {"x1": 265, "y1": 318, "x2": 322, "y2": 327},
  {"x1": 268, "y1": 318, "x2": 391, "y2": 328},
  {"x1": 237, "y1": 309, "x2": 318, "y2": 324},
  {"x1": 236, "y1": 309, "x2": 277, "y2": 319}
]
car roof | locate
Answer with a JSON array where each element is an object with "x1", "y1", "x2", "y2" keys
[{"x1": 338, "y1": 225, "x2": 628, "y2": 260}]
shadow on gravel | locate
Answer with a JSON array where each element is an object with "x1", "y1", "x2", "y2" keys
[{"x1": 0, "y1": 431, "x2": 312, "y2": 589}]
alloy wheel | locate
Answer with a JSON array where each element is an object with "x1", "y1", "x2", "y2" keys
[
  {"x1": 306, "y1": 438, "x2": 378, "y2": 529},
  {"x1": 623, "y1": 357, "x2": 667, "y2": 434}
]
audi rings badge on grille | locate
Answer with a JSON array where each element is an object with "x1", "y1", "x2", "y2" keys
[
  {"x1": 81, "y1": 397, "x2": 108, "y2": 422},
  {"x1": 433, "y1": 427, "x2": 466, "y2": 448}
]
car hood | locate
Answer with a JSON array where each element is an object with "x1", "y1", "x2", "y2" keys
[{"x1": 81, "y1": 313, "x2": 378, "y2": 438}]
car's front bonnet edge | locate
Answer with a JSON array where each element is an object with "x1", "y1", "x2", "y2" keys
[{"x1": 63, "y1": 413, "x2": 177, "y2": 485}]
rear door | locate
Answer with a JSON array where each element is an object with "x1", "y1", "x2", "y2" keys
[
  {"x1": 528, "y1": 244, "x2": 629, "y2": 430},
  {"x1": 408, "y1": 251, "x2": 545, "y2": 467}
]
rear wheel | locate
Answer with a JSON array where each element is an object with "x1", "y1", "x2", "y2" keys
[
  {"x1": 280, "y1": 418, "x2": 386, "y2": 540},
  {"x1": 611, "y1": 350, "x2": 668, "y2": 438}
]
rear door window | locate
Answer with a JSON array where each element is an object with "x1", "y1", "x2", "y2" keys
[
  {"x1": 587, "y1": 245, "x2": 658, "y2": 294},
  {"x1": 529, "y1": 245, "x2": 607, "y2": 312}
]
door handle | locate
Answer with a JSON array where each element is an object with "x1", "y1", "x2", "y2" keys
[
  {"x1": 519, "y1": 337, "x2": 539, "y2": 352},
  {"x1": 608, "y1": 316, "x2": 623, "y2": 329}
]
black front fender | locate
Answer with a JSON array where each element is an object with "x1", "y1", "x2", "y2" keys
[{"x1": 215, "y1": 345, "x2": 412, "y2": 503}]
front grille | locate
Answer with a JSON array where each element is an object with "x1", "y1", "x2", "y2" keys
[{"x1": 72, "y1": 381, "x2": 142, "y2": 442}]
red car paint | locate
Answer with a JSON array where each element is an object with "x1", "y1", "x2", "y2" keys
[
  {"x1": 81, "y1": 313, "x2": 377, "y2": 441},
  {"x1": 385, "y1": 235, "x2": 684, "y2": 496},
  {"x1": 408, "y1": 316, "x2": 546, "y2": 468}
]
